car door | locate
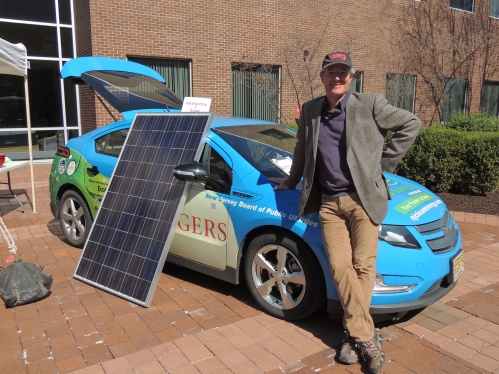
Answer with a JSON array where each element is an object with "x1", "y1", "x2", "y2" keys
[
  {"x1": 81, "y1": 127, "x2": 127, "y2": 209},
  {"x1": 169, "y1": 142, "x2": 232, "y2": 270},
  {"x1": 86, "y1": 127, "x2": 128, "y2": 178}
]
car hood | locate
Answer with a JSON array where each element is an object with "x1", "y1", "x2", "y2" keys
[
  {"x1": 61, "y1": 57, "x2": 183, "y2": 114},
  {"x1": 276, "y1": 173, "x2": 448, "y2": 226},
  {"x1": 383, "y1": 173, "x2": 447, "y2": 225}
]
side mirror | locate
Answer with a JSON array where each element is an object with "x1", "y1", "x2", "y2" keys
[
  {"x1": 173, "y1": 161, "x2": 228, "y2": 192},
  {"x1": 173, "y1": 161, "x2": 208, "y2": 182}
]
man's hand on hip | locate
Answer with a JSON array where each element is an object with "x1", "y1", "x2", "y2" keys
[{"x1": 268, "y1": 177, "x2": 289, "y2": 191}]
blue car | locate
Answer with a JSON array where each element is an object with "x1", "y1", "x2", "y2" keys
[{"x1": 50, "y1": 57, "x2": 464, "y2": 321}]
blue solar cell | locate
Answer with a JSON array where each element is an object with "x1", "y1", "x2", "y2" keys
[
  {"x1": 129, "y1": 256, "x2": 145, "y2": 276},
  {"x1": 93, "y1": 246, "x2": 107, "y2": 264},
  {"x1": 133, "y1": 279, "x2": 149, "y2": 299},
  {"x1": 104, "y1": 248, "x2": 120, "y2": 268},
  {"x1": 121, "y1": 274, "x2": 137, "y2": 297},
  {"x1": 116, "y1": 252, "x2": 132, "y2": 272},
  {"x1": 74, "y1": 113, "x2": 212, "y2": 306},
  {"x1": 134, "y1": 237, "x2": 151, "y2": 257},
  {"x1": 78, "y1": 258, "x2": 90, "y2": 277},
  {"x1": 140, "y1": 260, "x2": 156, "y2": 281},
  {"x1": 109, "y1": 269, "x2": 125, "y2": 290},
  {"x1": 87, "y1": 262, "x2": 100, "y2": 282},
  {"x1": 117, "y1": 213, "x2": 133, "y2": 232},
  {"x1": 146, "y1": 240, "x2": 164, "y2": 262},
  {"x1": 97, "y1": 266, "x2": 112, "y2": 287},
  {"x1": 109, "y1": 233, "x2": 126, "y2": 250}
]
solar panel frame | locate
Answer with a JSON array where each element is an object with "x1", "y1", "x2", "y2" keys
[{"x1": 73, "y1": 112, "x2": 213, "y2": 307}]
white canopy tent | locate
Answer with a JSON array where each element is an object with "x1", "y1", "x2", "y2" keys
[{"x1": 0, "y1": 38, "x2": 36, "y2": 213}]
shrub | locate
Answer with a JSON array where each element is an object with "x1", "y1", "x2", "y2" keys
[
  {"x1": 396, "y1": 127, "x2": 499, "y2": 195},
  {"x1": 437, "y1": 111, "x2": 499, "y2": 132}
]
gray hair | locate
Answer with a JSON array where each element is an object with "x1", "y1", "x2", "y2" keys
[{"x1": 320, "y1": 67, "x2": 356, "y2": 76}]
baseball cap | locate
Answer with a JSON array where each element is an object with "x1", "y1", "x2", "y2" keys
[{"x1": 322, "y1": 52, "x2": 352, "y2": 69}]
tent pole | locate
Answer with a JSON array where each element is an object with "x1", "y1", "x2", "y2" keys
[{"x1": 24, "y1": 77, "x2": 36, "y2": 214}]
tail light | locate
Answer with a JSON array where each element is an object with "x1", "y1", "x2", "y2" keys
[{"x1": 56, "y1": 146, "x2": 71, "y2": 158}]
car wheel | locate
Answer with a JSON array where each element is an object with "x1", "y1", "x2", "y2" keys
[
  {"x1": 59, "y1": 190, "x2": 92, "y2": 248},
  {"x1": 243, "y1": 232, "x2": 326, "y2": 320}
]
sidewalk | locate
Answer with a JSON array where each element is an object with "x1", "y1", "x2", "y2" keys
[{"x1": 0, "y1": 163, "x2": 498, "y2": 374}]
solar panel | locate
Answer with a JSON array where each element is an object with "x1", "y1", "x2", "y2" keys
[{"x1": 74, "y1": 113, "x2": 212, "y2": 306}]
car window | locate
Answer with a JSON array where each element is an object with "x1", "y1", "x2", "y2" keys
[
  {"x1": 200, "y1": 144, "x2": 232, "y2": 188},
  {"x1": 81, "y1": 71, "x2": 182, "y2": 113},
  {"x1": 94, "y1": 129, "x2": 129, "y2": 157},
  {"x1": 212, "y1": 125, "x2": 294, "y2": 178}
]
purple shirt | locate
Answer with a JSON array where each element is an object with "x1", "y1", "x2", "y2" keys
[{"x1": 317, "y1": 91, "x2": 355, "y2": 196}]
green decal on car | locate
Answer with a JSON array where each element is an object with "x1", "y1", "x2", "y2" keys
[
  {"x1": 394, "y1": 192, "x2": 434, "y2": 214},
  {"x1": 58, "y1": 159, "x2": 66, "y2": 174},
  {"x1": 81, "y1": 158, "x2": 110, "y2": 204},
  {"x1": 389, "y1": 185, "x2": 415, "y2": 197},
  {"x1": 67, "y1": 160, "x2": 77, "y2": 176}
]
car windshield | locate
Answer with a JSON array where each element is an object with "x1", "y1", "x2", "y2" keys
[
  {"x1": 80, "y1": 71, "x2": 183, "y2": 113},
  {"x1": 212, "y1": 124, "x2": 296, "y2": 178}
]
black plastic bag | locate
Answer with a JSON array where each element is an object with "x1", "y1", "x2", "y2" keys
[{"x1": 0, "y1": 259, "x2": 53, "y2": 307}]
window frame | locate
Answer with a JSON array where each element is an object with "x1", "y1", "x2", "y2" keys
[
  {"x1": 480, "y1": 81, "x2": 499, "y2": 117},
  {"x1": 491, "y1": 0, "x2": 499, "y2": 18},
  {"x1": 350, "y1": 71, "x2": 363, "y2": 93},
  {"x1": 386, "y1": 73, "x2": 416, "y2": 113},
  {"x1": 231, "y1": 63, "x2": 281, "y2": 123},
  {"x1": 127, "y1": 56, "x2": 192, "y2": 100},
  {"x1": 94, "y1": 128, "x2": 129, "y2": 158},
  {"x1": 442, "y1": 77, "x2": 468, "y2": 122},
  {"x1": 450, "y1": 0, "x2": 474, "y2": 13},
  {"x1": 199, "y1": 143, "x2": 233, "y2": 191}
]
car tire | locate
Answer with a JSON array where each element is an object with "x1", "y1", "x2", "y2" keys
[
  {"x1": 243, "y1": 232, "x2": 326, "y2": 320},
  {"x1": 59, "y1": 190, "x2": 92, "y2": 248}
]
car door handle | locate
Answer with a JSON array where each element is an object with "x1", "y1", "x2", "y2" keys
[{"x1": 87, "y1": 165, "x2": 99, "y2": 176}]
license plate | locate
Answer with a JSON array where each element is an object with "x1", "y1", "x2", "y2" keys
[{"x1": 450, "y1": 250, "x2": 464, "y2": 283}]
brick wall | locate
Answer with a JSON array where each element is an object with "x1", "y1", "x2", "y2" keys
[
  {"x1": 74, "y1": 0, "x2": 499, "y2": 130},
  {"x1": 73, "y1": 0, "x2": 97, "y2": 134}
]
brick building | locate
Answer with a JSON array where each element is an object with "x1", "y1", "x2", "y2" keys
[
  {"x1": 73, "y1": 0, "x2": 499, "y2": 131},
  {"x1": 1, "y1": 0, "x2": 499, "y2": 160}
]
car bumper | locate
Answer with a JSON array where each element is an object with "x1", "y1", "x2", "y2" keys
[
  {"x1": 368, "y1": 278, "x2": 457, "y2": 314},
  {"x1": 327, "y1": 278, "x2": 457, "y2": 320}
]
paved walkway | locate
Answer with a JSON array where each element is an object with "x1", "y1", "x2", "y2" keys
[{"x1": 0, "y1": 163, "x2": 498, "y2": 374}]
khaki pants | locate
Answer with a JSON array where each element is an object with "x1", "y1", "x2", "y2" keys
[{"x1": 319, "y1": 192, "x2": 378, "y2": 342}]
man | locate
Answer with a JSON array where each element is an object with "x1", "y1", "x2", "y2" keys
[{"x1": 269, "y1": 52, "x2": 421, "y2": 374}]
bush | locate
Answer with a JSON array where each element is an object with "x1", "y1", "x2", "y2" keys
[
  {"x1": 396, "y1": 127, "x2": 499, "y2": 195},
  {"x1": 437, "y1": 111, "x2": 499, "y2": 132}
]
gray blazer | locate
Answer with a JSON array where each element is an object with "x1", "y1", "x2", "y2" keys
[{"x1": 284, "y1": 92, "x2": 422, "y2": 225}]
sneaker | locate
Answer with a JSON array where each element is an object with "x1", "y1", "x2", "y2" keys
[
  {"x1": 357, "y1": 336, "x2": 385, "y2": 374},
  {"x1": 375, "y1": 330, "x2": 384, "y2": 347},
  {"x1": 338, "y1": 332, "x2": 359, "y2": 364}
]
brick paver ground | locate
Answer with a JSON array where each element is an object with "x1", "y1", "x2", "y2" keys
[{"x1": 0, "y1": 163, "x2": 497, "y2": 373}]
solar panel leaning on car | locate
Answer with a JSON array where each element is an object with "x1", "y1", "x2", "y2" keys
[{"x1": 73, "y1": 113, "x2": 212, "y2": 306}]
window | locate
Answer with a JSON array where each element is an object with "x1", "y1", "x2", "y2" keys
[
  {"x1": 95, "y1": 129, "x2": 128, "y2": 157},
  {"x1": 213, "y1": 124, "x2": 295, "y2": 178},
  {"x1": 0, "y1": 22, "x2": 58, "y2": 58},
  {"x1": 386, "y1": 74, "x2": 416, "y2": 112},
  {"x1": 199, "y1": 145, "x2": 232, "y2": 190},
  {"x1": 0, "y1": 0, "x2": 56, "y2": 23},
  {"x1": 442, "y1": 78, "x2": 467, "y2": 122},
  {"x1": 480, "y1": 81, "x2": 499, "y2": 116},
  {"x1": 0, "y1": 1, "x2": 76, "y2": 160},
  {"x1": 491, "y1": 0, "x2": 499, "y2": 18},
  {"x1": 350, "y1": 72, "x2": 363, "y2": 93},
  {"x1": 128, "y1": 57, "x2": 191, "y2": 100},
  {"x1": 81, "y1": 71, "x2": 182, "y2": 113},
  {"x1": 450, "y1": 0, "x2": 474, "y2": 12},
  {"x1": 232, "y1": 64, "x2": 280, "y2": 123}
]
